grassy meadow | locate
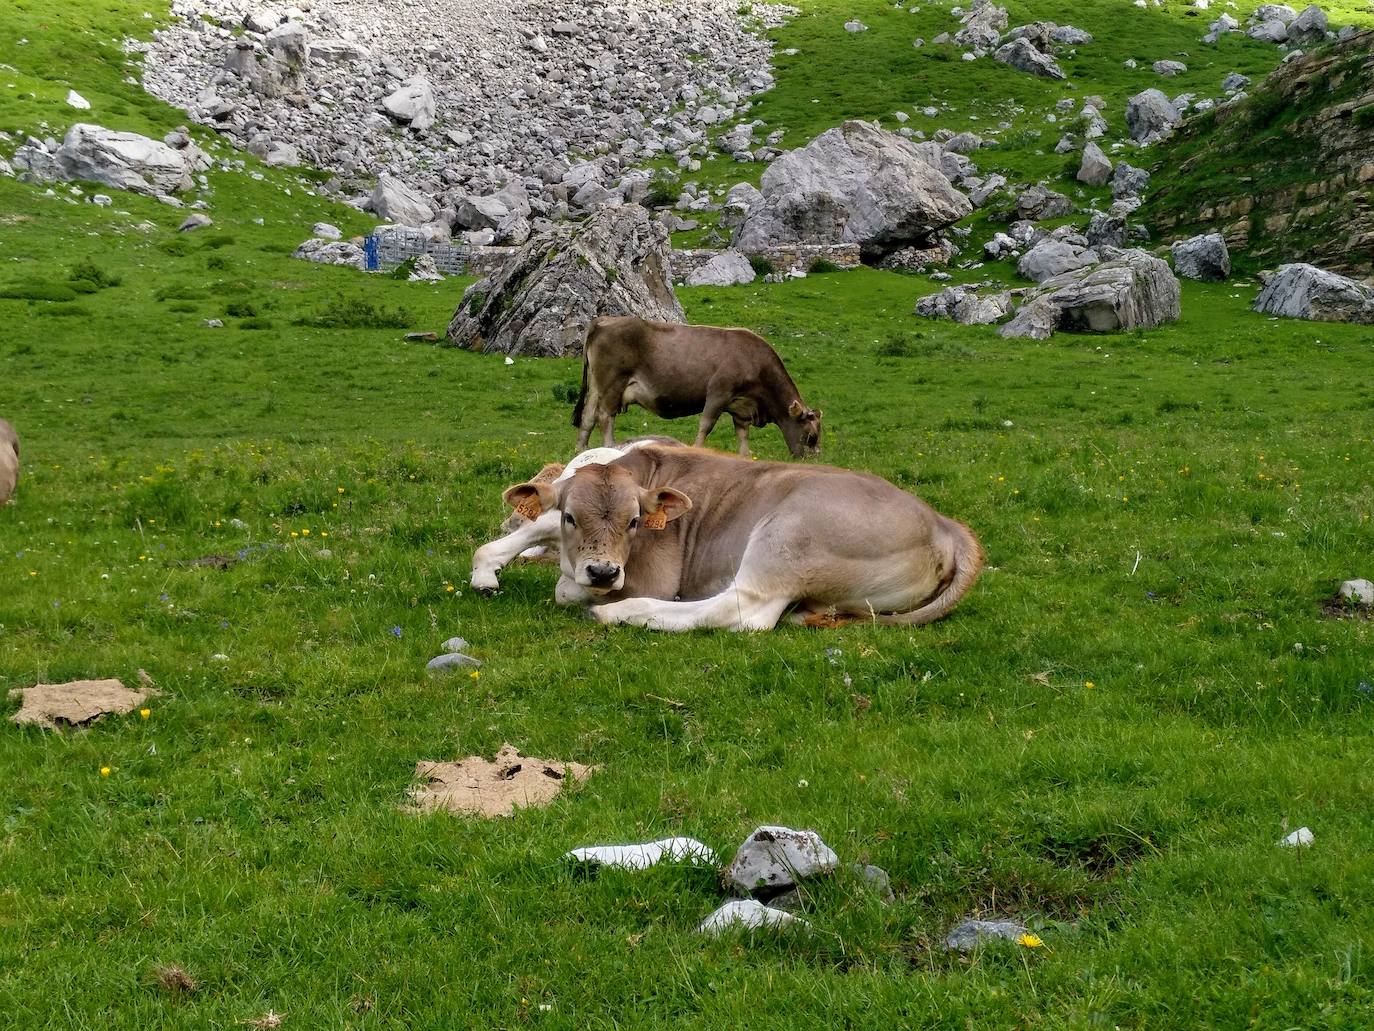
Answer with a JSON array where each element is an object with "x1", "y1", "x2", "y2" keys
[{"x1": 3, "y1": 0, "x2": 1374, "y2": 1027}]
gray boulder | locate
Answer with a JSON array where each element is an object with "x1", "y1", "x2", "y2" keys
[
  {"x1": 1252, "y1": 264, "x2": 1374, "y2": 323},
  {"x1": 292, "y1": 238, "x2": 366, "y2": 269},
  {"x1": 369, "y1": 175, "x2": 435, "y2": 227},
  {"x1": 1077, "y1": 142, "x2": 1113, "y2": 186},
  {"x1": 993, "y1": 38, "x2": 1066, "y2": 79},
  {"x1": 734, "y1": 120, "x2": 970, "y2": 259},
  {"x1": 382, "y1": 76, "x2": 437, "y2": 130},
  {"x1": 1222, "y1": 72, "x2": 1251, "y2": 92},
  {"x1": 1086, "y1": 211, "x2": 1127, "y2": 249},
  {"x1": 1288, "y1": 4, "x2": 1328, "y2": 42},
  {"x1": 1111, "y1": 163, "x2": 1150, "y2": 200},
  {"x1": 263, "y1": 21, "x2": 308, "y2": 67},
  {"x1": 685, "y1": 250, "x2": 757, "y2": 287},
  {"x1": 17, "y1": 123, "x2": 192, "y2": 195},
  {"x1": 1248, "y1": 18, "x2": 1290, "y2": 42},
  {"x1": 446, "y1": 205, "x2": 684, "y2": 358},
  {"x1": 1126, "y1": 89, "x2": 1181, "y2": 143},
  {"x1": 1154, "y1": 59, "x2": 1188, "y2": 76},
  {"x1": 1001, "y1": 249, "x2": 1181, "y2": 338},
  {"x1": 1171, "y1": 233, "x2": 1231, "y2": 281},
  {"x1": 308, "y1": 38, "x2": 371, "y2": 65},
  {"x1": 1018, "y1": 239, "x2": 1101, "y2": 282},
  {"x1": 723, "y1": 826, "x2": 840, "y2": 896},
  {"x1": 1015, "y1": 184, "x2": 1075, "y2": 221}
]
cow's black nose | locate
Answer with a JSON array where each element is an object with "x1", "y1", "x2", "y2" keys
[{"x1": 586, "y1": 561, "x2": 621, "y2": 584}]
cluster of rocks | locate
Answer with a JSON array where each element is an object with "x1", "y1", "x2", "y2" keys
[
  {"x1": 138, "y1": 0, "x2": 793, "y2": 233},
  {"x1": 1205, "y1": 3, "x2": 1333, "y2": 47},
  {"x1": 938, "y1": 0, "x2": 1093, "y2": 80}
]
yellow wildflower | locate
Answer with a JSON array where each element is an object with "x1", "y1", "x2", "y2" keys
[
  {"x1": 100, "y1": 766, "x2": 111, "y2": 777},
  {"x1": 1084, "y1": 680, "x2": 1095, "y2": 689},
  {"x1": 1018, "y1": 933, "x2": 1043, "y2": 948},
  {"x1": 469, "y1": 670, "x2": 480, "y2": 680},
  {"x1": 140, "y1": 708, "x2": 151, "y2": 720}
]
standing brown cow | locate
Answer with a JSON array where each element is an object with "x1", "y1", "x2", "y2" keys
[{"x1": 572, "y1": 316, "x2": 822, "y2": 458}]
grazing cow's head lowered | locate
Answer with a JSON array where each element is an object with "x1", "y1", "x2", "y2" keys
[
  {"x1": 503, "y1": 464, "x2": 691, "y2": 594},
  {"x1": 781, "y1": 400, "x2": 823, "y2": 458}
]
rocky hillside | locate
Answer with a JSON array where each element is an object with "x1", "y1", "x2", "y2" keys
[{"x1": 1147, "y1": 28, "x2": 1374, "y2": 273}]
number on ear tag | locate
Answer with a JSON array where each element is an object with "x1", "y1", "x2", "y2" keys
[
  {"x1": 642, "y1": 507, "x2": 667, "y2": 531},
  {"x1": 515, "y1": 496, "x2": 543, "y2": 521}
]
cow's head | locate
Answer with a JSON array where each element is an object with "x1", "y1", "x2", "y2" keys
[
  {"x1": 502, "y1": 464, "x2": 691, "y2": 595},
  {"x1": 781, "y1": 399, "x2": 823, "y2": 458}
]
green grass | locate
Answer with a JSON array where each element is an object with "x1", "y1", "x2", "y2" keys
[{"x1": 4, "y1": 1, "x2": 1374, "y2": 1028}]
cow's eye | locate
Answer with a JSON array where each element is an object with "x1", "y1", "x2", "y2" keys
[
  {"x1": 628, "y1": 516, "x2": 639, "y2": 531},
  {"x1": 563, "y1": 512, "x2": 576, "y2": 527}
]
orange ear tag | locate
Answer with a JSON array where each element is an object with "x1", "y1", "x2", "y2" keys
[
  {"x1": 642, "y1": 507, "x2": 667, "y2": 531},
  {"x1": 515, "y1": 496, "x2": 543, "y2": 522}
]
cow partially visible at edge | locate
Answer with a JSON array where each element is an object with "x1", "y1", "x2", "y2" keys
[
  {"x1": 572, "y1": 316, "x2": 822, "y2": 458},
  {"x1": 490, "y1": 444, "x2": 982, "y2": 632}
]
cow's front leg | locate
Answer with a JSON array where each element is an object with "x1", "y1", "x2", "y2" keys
[
  {"x1": 471, "y1": 511, "x2": 561, "y2": 592},
  {"x1": 555, "y1": 574, "x2": 600, "y2": 607},
  {"x1": 591, "y1": 585, "x2": 790, "y2": 632}
]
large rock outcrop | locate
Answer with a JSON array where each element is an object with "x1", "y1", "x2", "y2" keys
[
  {"x1": 1001, "y1": 249, "x2": 1181, "y2": 338},
  {"x1": 12, "y1": 123, "x2": 197, "y2": 195},
  {"x1": 446, "y1": 205, "x2": 684, "y2": 357},
  {"x1": 1125, "y1": 89, "x2": 1181, "y2": 144},
  {"x1": 1146, "y1": 29, "x2": 1374, "y2": 275},
  {"x1": 1252, "y1": 263, "x2": 1374, "y2": 323},
  {"x1": 734, "y1": 120, "x2": 971, "y2": 259}
]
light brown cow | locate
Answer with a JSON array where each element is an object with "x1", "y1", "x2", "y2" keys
[
  {"x1": 497, "y1": 445, "x2": 982, "y2": 632},
  {"x1": 0, "y1": 419, "x2": 18, "y2": 506},
  {"x1": 572, "y1": 316, "x2": 822, "y2": 458}
]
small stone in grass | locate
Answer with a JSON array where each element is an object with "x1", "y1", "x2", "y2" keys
[
  {"x1": 564, "y1": 837, "x2": 717, "y2": 870},
  {"x1": 946, "y1": 918, "x2": 1029, "y2": 951},
  {"x1": 426, "y1": 652, "x2": 481, "y2": 673},
  {"x1": 441, "y1": 636, "x2": 469, "y2": 652},
  {"x1": 724, "y1": 826, "x2": 839, "y2": 895},
  {"x1": 1280, "y1": 826, "x2": 1314, "y2": 848},
  {"x1": 698, "y1": 899, "x2": 805, "y2": 935},
  {"x1": 1338, "y1": 579, "x2": 1373, "y2": 607}
]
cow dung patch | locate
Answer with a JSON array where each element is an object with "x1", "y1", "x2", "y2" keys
[
  {"x1": 8, "y1": 675, "x2": 159, "y2": 730},
  {"x1": 409, "y1": 743, "x2": 596, "y2": 818}
]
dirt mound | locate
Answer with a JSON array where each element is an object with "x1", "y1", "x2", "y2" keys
[
  {"x1": 410, "y1": 743, "x2": 596, "y2": 817},
  {"x1": 8, "y1": 675, "x2": 159, "y2": 730}
]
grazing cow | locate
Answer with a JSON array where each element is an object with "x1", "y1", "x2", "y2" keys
[
  {"x1": 0, "y1": 419, "x2": 18, "y2": 506},
  {"x1": 493, "y1": 445, "x2": 982, "y2": 631},
  {"x1": 572, "y1": 316, "x2": 822, "y2": 458}
]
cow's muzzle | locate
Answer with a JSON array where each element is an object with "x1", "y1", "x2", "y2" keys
[{"x1": 579, "y1": 560, "x2": 624, "y2": 593}]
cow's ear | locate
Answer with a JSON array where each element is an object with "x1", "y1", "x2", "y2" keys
[
  {"x1": 788, "y1": 399, "x2": 805, "y2": 418},
  {"x1": 639, "y1": 486, "x2": 692, "y2": 528},
  {"x1": 502, "y1": 481, "x2": 558, "y2": 521}
]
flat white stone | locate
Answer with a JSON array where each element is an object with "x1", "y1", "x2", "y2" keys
[
  {"x1": 698, "y1": 899, "x2": 804, "y2": 935},
  {"x1": 565, "y1": 837, "x2": 718, "y2": 870}
]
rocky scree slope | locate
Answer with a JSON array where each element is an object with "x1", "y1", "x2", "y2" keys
[
  {"x1": 139, "y1": 0, "x2": 791, "y2": 222},
  {"x1": 1147, "y1": 27, "x2": 1374, "y2": 274}
]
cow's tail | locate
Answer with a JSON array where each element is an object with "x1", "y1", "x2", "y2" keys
[
  {"x1": 877, "y1": 519, "x2": 984, "y2": 627},
  {"x1": 571, "y1": 319, "x2": 602, "y2": 429}
]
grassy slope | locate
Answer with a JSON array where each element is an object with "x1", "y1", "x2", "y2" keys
[{"x1": 3, "y1": 1, "x2": 1374, "y2": 1028}]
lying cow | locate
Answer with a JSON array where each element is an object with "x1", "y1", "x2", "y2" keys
[
  {"x1": 471, "y1": 437, "x2": 681, "y2": 591},
  {"x1": 572, "y1": 315, "x2": 822, "y2": 459},
  {"x1": 0, "y1": 419, "x2": 18, "y2": 505},
  {"x1": 480, "y1": 444, "x2": 982, "y2": 631}
]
